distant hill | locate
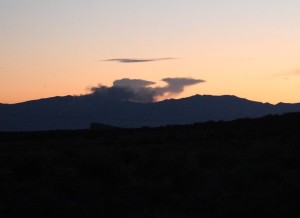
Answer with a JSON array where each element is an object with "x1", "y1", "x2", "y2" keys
[{"x1": 1, "y1": 94, "x2": 300, "y2": 131}]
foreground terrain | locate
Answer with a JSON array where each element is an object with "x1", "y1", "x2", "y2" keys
[{"x1": 0, "y1": 113, "x2": 300, "y2": 217}]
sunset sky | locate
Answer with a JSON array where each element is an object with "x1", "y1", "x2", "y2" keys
[{"x1": 1, "y1": 0, "x2": 300, "y2": 104}]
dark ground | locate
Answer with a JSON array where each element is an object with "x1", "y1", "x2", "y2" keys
[{"x1": 0, "y1": 113, "x2": 300, "y2": 217}]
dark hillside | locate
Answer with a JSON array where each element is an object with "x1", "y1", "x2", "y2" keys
[
  {"x1": 0, "y1": 112, "x2": 299, "y2": 217},
  {"x1": 1, "y1": 94, "x2": 300, "y2": 131}
]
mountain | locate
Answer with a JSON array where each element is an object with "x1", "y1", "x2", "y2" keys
[{"x1": 1, "y1": 94, "x2": 300, "y2": 131}]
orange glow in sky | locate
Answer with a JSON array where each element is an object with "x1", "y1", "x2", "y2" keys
[{"x1": 1, "y1": 0, "x2": 300, "y2": 104}]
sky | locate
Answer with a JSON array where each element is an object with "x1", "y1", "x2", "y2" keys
[{"x1": 1, "y1": 0, "x2": 300, "y2": 104}]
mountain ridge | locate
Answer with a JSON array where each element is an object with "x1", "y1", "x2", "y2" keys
[{"x1": 1, "y1": 94, "x2": 300, "y2": 131}]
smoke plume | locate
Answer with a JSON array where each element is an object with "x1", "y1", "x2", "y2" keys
[{"x1": 90, "y1": 77, "x2": 205, "y2": 103}]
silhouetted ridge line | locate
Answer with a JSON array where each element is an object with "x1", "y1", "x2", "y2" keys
[
  {"x1": 1, "y1": 94, "x2": 300, "y2": 131},
  {"x1": 90, "y1": 123, "x2": 121, "y2": 130}
]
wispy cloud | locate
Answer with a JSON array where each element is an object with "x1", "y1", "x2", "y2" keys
[
  {"x1": 89, "y1": 77, "x2": 205, "y2": 103},
  {"x1": 102, "y1": 58, "x2": 176, "y2": 63},
  {"x1": 291, "y1": 69, "x2": 300, "y2": 76},
  {"x1": 274, "y1": 69, "x2": 300, "y2": 79}
]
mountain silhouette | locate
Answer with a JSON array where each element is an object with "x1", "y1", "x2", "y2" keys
[{"x1": 1, "y1": 94, "x2": 300, "y2": 131}]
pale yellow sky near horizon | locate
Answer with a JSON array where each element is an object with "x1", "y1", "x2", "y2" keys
[{"x1": 1, "y1": 0, "x2": 300, "y2": 104}]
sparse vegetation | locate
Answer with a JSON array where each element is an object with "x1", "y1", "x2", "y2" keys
[{"x1": 0, "y1": 113, "x2": 299, "y2": 217}]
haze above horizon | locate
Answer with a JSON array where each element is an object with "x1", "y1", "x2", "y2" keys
[{"x1": 1, "y1": 0, "x2": 300, "y2": 104}]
